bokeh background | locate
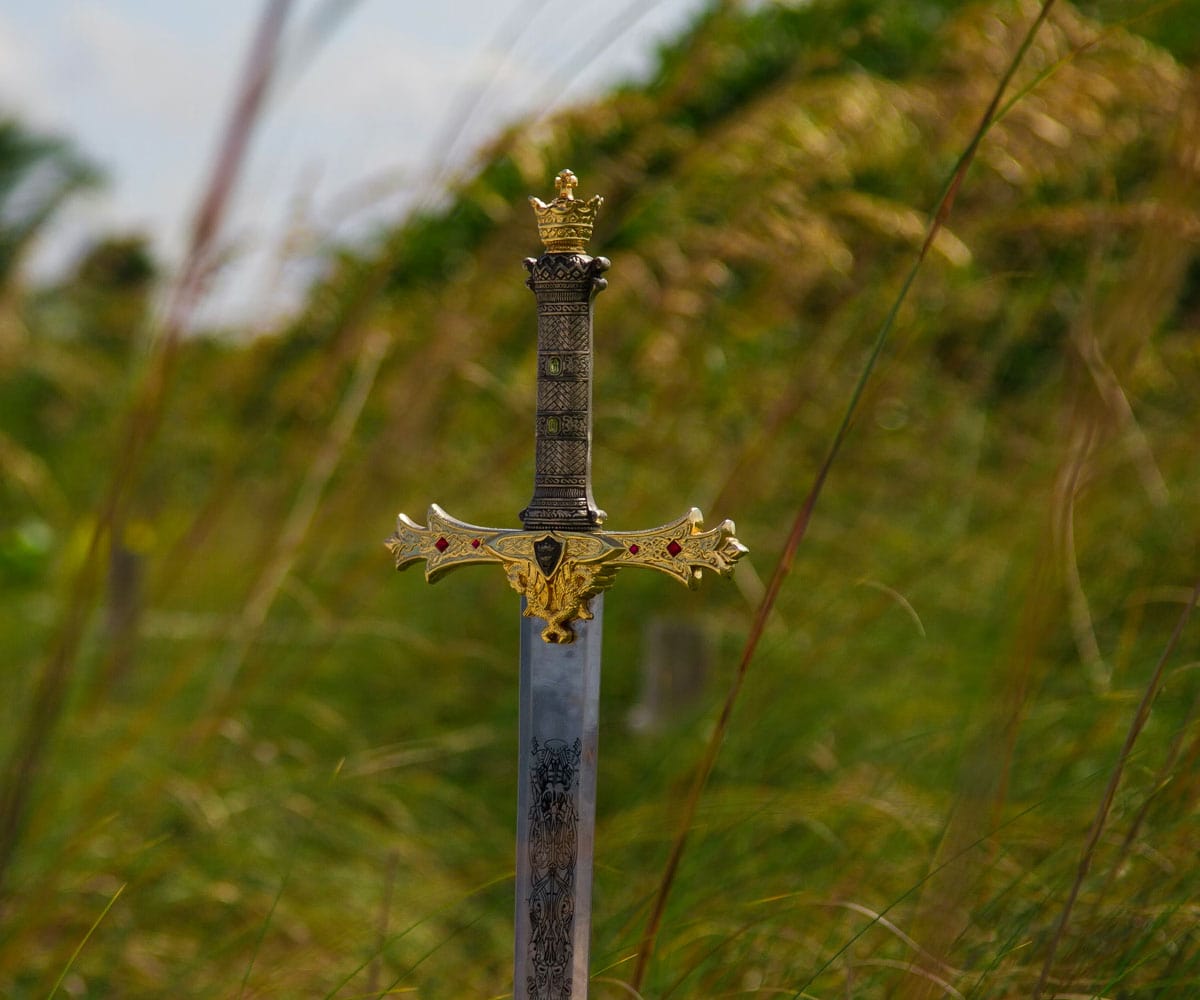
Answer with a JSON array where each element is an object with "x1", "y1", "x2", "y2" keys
[{"x1": 2, "y1": 0, "x2": 1199, "y2": 996}]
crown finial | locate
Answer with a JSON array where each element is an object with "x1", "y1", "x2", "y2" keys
[{"x1": 530, "y1": 168, "x2": 603, "y2": 253}]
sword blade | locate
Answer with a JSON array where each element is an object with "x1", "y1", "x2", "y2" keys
[{"x1": 514, "y1": 595, "x2": 604, "y2": 1000}]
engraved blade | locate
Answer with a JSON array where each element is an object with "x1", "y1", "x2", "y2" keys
[{"x1": 514, "y1": 596, "x2": 604, "y2": 999}]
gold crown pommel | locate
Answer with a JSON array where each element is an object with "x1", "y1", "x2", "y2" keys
[{"x1": 529, "y1": 169, "x2": 603, "y2": 253}]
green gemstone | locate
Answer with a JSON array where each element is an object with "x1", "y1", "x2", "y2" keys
[
  {"x1": 547, "y1": 357, "x2": 562, "y2": 375},
  {"x1": 547, "y1": 417, "x2": 560, "y2": 434}
]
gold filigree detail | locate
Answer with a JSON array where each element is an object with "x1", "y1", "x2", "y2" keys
[
  {"x1": 529, "y1": 169, "x2": 603, "y2": 253},
  {"x1": 605, "y1": 508, "x2": 748, "y2": 586},
  {"x1": 505, "y1": 556, "x2": 618, "y2": 644},
  {"x1": 387, "y1": 505, "x2": 746, "y2": 643}
]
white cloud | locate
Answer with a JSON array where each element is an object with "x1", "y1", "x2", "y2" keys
[{"x1": 65, "y1": 1, "x2": 232, "y2": 134}]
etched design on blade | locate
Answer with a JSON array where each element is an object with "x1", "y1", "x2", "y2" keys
[{"x1": 527, "y1": 737, "x2": 581, "y2": 998}]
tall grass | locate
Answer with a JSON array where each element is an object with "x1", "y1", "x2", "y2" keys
[{"x1": 0, "y1": 0, "x2": 295, "y2": 898}]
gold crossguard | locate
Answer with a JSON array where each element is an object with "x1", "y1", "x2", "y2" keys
[{"x1": 387, "y1": 505, "x2": 746, "y2": 643}]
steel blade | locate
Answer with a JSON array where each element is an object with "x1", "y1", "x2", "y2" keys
[{"x1": 514, "y1": 595, "x2": 604, "y2": 1000}]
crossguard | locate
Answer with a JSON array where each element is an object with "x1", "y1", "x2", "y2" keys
[{"x1": 388, "y1": 505, "x2": 747, "y2": 643}]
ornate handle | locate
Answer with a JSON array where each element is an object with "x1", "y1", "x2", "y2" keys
[
  {"x1": 390, "y1": 170, "x2": 747, "y2": 643},
  {"x1": 519, "y1": 251, "x2": 609, "y2": 532}
]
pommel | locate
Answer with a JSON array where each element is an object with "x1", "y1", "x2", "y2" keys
[{"x1": 529, "y1": 168, "x2": 603, "y2": 253}]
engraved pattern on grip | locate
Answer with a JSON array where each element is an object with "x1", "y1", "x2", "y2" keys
[
  {"x1": 536, "y1": 439, "x2": 588, "y2": 473},
  {"x1": 539, "y1": 354, "x2": 590, "y2": 379},
  {"x1": 538, "y1": 380, "x2": 588, "y2": 414},
  {"x1": 537, "y1": 312, "x2": 590, "y2": 353},
  {"x1": 521, "y1": 252, "x2": 609, "y2": 532},
  {"x1": 535, "y1": 415, "x2": 588, "y2": 437}
]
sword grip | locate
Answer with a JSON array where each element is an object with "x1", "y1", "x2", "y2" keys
[{"x1": 520, "y1": 252, "x2": 609, "y2": 532}]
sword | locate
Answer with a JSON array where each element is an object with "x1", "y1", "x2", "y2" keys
[{"x1": 387, "y1": 169, "x2": 745, "y2": 998}]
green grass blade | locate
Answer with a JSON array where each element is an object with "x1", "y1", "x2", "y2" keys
[{"x1": 45, "y1": 882, "x2": 125, "y2": 999}]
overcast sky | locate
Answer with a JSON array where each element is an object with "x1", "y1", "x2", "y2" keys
[{"x1": 1, "y1": 0, "x2": 707, "y2": 326}]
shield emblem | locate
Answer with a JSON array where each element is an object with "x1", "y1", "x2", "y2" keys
[{"x1": 533, "y1": 535, "x2": 564, "y2": 577}]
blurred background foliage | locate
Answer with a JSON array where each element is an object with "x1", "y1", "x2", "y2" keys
[{"x1": 1, "y1": 0, "x2": 1200, "y2": 996}]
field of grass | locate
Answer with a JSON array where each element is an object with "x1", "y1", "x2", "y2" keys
[{"x1": 1, "y1": 0, "x2": 1199, "y2": 996}]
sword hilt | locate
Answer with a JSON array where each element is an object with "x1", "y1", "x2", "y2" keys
[
  {"x1": 520, "y1": 249, "x2": 609, "y2": 532},
  {"x1": 520, "y1": 169, "x2": 609, "y2": 532},
  {"x1": 389, "y1": 169, "x2": 747, "y2": 644}
]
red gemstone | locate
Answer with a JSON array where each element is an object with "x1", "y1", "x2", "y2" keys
[
  {"x1": 471, "y1": 538, "x2": 481, "y2": 549},
  {"x1": 667, "y1": 540, "x2": 683, "y2": 557},
  {"x1": 629, "y1": 543, "x2": 640, "y2": 555},
  {"x1": 434, "y1": 536, "x2": 450, "y2": 552}
]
